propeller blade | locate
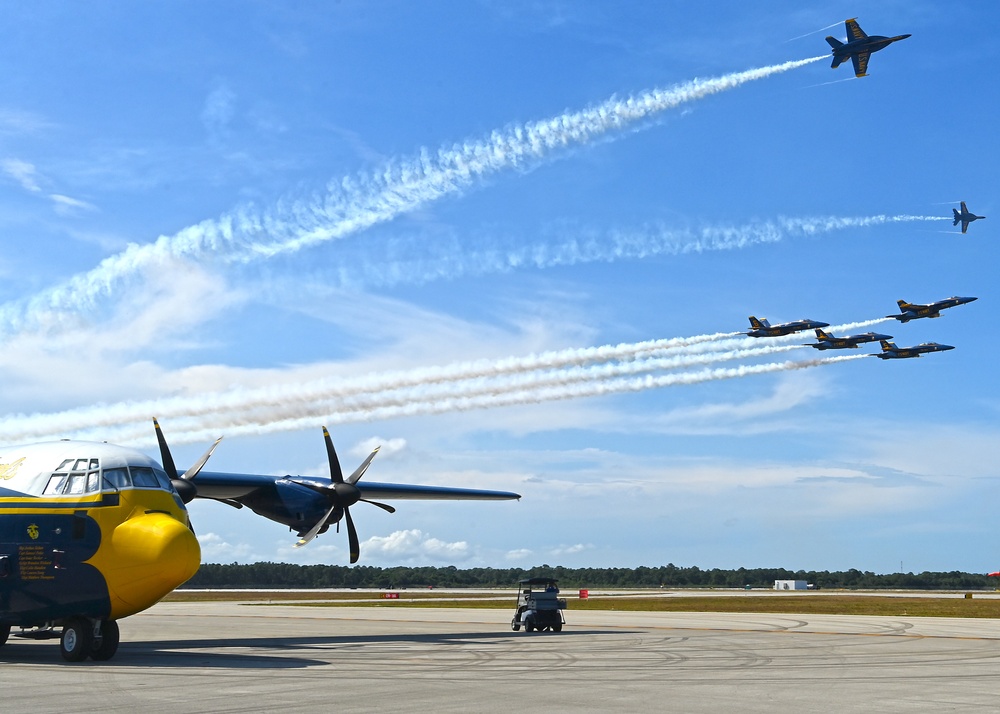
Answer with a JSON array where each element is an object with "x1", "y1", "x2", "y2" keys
[
  {"x1": 294, "y1": 501, "x2": 339, "y2": 548},
  {"x1": 153, "y1": 418, "x2": 222, "y2": 504},
  {"x1": 153, "y1": 418, "x2": 179, "y2": 480},
  {"x1": 344, "y1": 507, "x2": 360, "y2": 564},
  {"x1": 323, "y1": 427, "x2": 344, "y2": 484},
  {"x1": 182, "y1": 436, "x2": 223, "y2": 481},
  {"x1": 361, "y1": 499, "x2": 396, "y2": 514},
  {"x1": 347, "y1": 446, "x2": 381, "y2": 484}
]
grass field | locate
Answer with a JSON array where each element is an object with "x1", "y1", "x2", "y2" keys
[{"x1": 165, "y1": 590, "x2": 1000, "y2": 618}]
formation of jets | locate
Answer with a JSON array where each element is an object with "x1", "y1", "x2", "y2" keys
[{"x1": 748, "y1": 294, "x2": 977, "y2": 360}]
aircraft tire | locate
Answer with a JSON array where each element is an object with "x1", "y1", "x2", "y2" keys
[
  {"x1": 0, "y1": 623, "x2": 10, "y2": 646},
  {"x1": 90, "y1": 620, "x2": 120, "y2": 661},
  {"x1": 60, "y1": 618, "x2": 94, "y2": 662}
]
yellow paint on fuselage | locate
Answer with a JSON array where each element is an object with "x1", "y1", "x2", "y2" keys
[
  {"x1": 3, "y1": 490, "x2": 199, "y2": 620},
  {"x1": 85, "y1": 488, "x2": 200, "y2": 619}
]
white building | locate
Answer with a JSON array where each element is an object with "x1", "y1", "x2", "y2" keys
[{"x1": 774, "y1": 580, "x2": 808, "y2": 590}]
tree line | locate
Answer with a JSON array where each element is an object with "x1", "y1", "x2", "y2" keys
[{"x1": 183, "y1": 563, "x2": 997, "y2": 590}]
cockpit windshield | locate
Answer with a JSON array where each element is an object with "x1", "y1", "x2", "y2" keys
[{"x1": 42, "y1": 459, "x2": 177, "y2": 496}]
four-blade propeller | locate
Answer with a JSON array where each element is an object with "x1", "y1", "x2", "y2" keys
[
  {"x1": 291, "y1": 427, "x2": 394, "y2": 563},
  {"x1": 154, "y1": 419, "x2": 391, "y2": 564}
]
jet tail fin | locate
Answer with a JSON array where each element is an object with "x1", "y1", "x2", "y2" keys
[
  {"x1": 880, "y1": 340, "x2": 896, "y2": 351},
  {"x1": 748, "y1": 316, "x2": 769, "y2": 330},
  {"x1": 815, "y1": 328, "x2": 831, "y2": 340},
  {"x1": 953, "y1": 208, "x2": 961, "y2": 226},
  {"x1": 825, "y1": 36, "x2": 844, "y2": 49}
]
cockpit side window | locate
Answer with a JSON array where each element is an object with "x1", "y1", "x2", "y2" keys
[
  {"x1": 43, "y1": 474, "x2": 68, "y2": 495},
  {"x1": 43, "y1": 458, "x2": 101, "y2": 496}
]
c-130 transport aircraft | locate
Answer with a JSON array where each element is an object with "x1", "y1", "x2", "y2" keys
[{"x1": 0, "y1": 420, "x2": 519, "y2": 662}]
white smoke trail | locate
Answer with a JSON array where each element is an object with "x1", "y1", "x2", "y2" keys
[
  {"x1": 316, "y1": 214, "x2": 950, "y2": 290},
  {"x1": 94, "y1": 353, "x2": 867, "y2": 447},
  {"x1": 0, "y1": 337, "x2": 793, "y2": 443},
  {"x1": 0, "y1": 307, "x2": 894, "y2": 444},
  {"x1": 190, "y1": 344, "x2": 806, "y2": 427},
  {"x1": 0, "y1": 56, "x2": 826, "y2": 335},
  {"x1": 8, "y1": 344, "x2": 865, "y2": 447}
]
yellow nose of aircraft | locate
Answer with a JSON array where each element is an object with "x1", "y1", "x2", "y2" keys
[{"x1": 102, "y1": 512, "x2": 201, "y2": 619}]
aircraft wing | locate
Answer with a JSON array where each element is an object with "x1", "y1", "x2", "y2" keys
[
  {"x1": 357, "y1": 482, "x2": 520, "y2": 501},
  {"x1": 192, "y1": 470, "x2": 520, "y2": 501},
  {"x1": 852, "y1": 51, "x2": 870, "y2": 77},
  {"x1": 846, "y1": 19, "x2": 867, "y2": 41},
  {"x1": 191, "y1": 469, "x2": 519, "y2": 562}
]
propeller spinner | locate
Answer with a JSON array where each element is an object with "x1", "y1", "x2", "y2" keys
[{"x1": 292, "y1": 427, "x2": 394, "y2": 563}]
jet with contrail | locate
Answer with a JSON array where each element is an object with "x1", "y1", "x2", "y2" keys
[
  {"x1": 885, "y1": 296, "x2": 977, "y2": 323},
  {"x1": 747, "y1": 315, "x2": 829, "y2": 338},
  {"x1": 805, "y1": 328, "x2": 893, "y2": 350},
  {"x1": 826, "y1": 18, "x2": 911, "y2": 77},
  {"x1": 953, "y1": 202, "x2": 985, "y2": 234},
  {"x1": 875, "y1": 341, "x2": 955, "y2": 360}
]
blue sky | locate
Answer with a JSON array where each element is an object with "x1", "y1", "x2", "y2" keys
[{"x1": 1, "y1": 1, "x2": 997, "y2": 573}]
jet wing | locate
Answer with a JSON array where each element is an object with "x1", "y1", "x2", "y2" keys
[
  {"x1": 961, "y1": 219, "x2": 970, "y2": 234},
  {"x1": 852, "y1": 51, "x2": 870, "y2": 77},
  {"x1": 192, "y1": 470, "x2": 520, "y2": 501},
  {"x1": 846, "y1": 19, "x2": 867, "y2": 41}
]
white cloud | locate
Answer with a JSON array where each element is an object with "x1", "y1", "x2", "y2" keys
[
  {"x1": 0, "y1": 110, "x2": 55, "y2": 135},
  {"x1": 49, "y1": 193, "x2": 98, "y2": 215},
  {"x1": 196, "y1": 532, "x2": 260, "y2": 562},
  {"x1": 351, "y1": 436, "x2": 407, "y2": 460},
  {"x1": 506, "y1": 548, "x2": 534, "y2": 560},
  {"x1": 2, "y1": 158, "x2": 42, "y2": 192},
  {"x1": 202, "y1": 84, "x2": 237, "y2": 141},
  {"x1": 361, "y1": 529, "x2": 472, "y2": 563},
  {"x1": 0, "y1": 259, "x2": 245, "y2": 411}
]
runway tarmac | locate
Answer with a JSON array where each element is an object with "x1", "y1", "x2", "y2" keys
[{"x1": 3, "y1": 602, "x2": 999, "y2": 713}]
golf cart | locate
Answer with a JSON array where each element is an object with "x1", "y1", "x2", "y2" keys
[{"x1": 511, "y1": 577, "x2": 566, "y2": 632}]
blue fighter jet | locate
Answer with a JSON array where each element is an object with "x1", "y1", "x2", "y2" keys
[
  {"x1": 953, "y1": 202, "x2": 985, "y2": 234},
  {"x1": 875, "y1": 341, "x2": 954, "y2": 360},
  {"x1": 885, "y1": 296, "x2": 977, "y2": 323},
  {"x1": 826, "y1": 18, "x2": 911, "y2": 77},
  {"x1": 747, "y1": 315, "x2": 829, "y2": 338},
  {"x1": 805, "y1": 328, "x2": 893, "y2": 350}
]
